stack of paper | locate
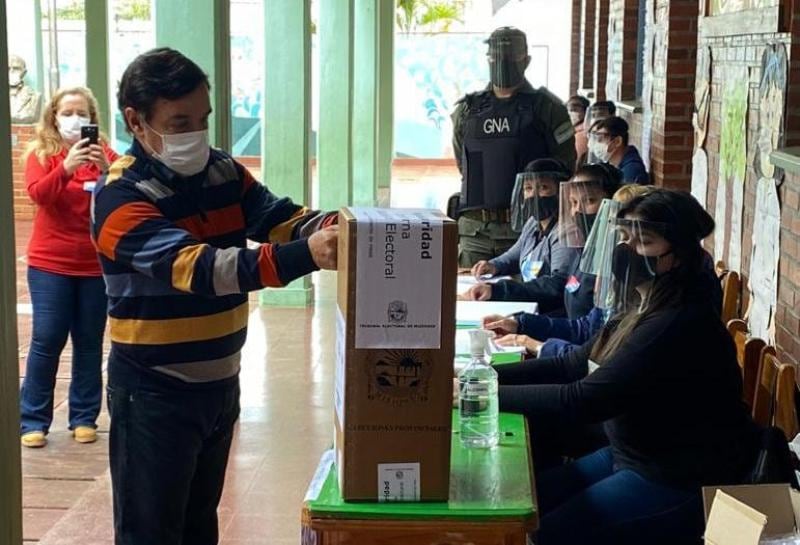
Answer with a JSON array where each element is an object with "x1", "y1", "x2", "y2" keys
[{"x1": 455, "y1": 300, "x2": 538, "y2": 329}]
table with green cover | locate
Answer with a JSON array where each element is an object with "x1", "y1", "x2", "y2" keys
[{"x1": 302, "y1": 412, "x2": 537, "y2": 544}]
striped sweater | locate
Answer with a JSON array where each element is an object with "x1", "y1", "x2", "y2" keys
[{"x1": 92, "y1": 140, "x2": 334, "y2": 390}]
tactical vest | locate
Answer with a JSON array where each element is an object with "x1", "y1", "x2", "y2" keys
[{"x1": 459, "y1": 91, "x2": 549, "y2": 211}]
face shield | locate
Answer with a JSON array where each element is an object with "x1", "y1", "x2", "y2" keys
[
  {"x1": 586, "y1": 215, "x2": 672, "y2": 314},
  {"x1": 487, "y1": 36, "x2": 528, "y2": 89},
  {"x1": 558, "y1": 179, "x2": 609, "y2": 248},
  {"x1": 510, "y1": 172, "x2": 562, "y2": 232}
]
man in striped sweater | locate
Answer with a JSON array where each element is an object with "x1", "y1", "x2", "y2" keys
[{"x1": 91, "y1": 48, "x2": 338, "y2": 544}]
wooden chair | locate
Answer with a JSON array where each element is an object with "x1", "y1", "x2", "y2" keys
[
  {"x1": 720, "y1": 269, "x2": 741, "y2": 324},
  {"x1": 726, "y1": 319, "x2": 765, "y2": 409},
  {"x1": 752, "y1": 346, "x2": 799, "y2": 440}
]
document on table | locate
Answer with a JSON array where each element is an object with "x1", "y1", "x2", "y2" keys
[{"x1": 456, "y1": 300, "x2": 538, "y2": 329}]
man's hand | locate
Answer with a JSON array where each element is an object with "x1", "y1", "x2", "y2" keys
[
  {"x1": 308, "y1": 225, "x2": 338, "y2": 270},
  {"x1": 464, "y1": 283, "x2": 492, "y2": 301},
  {"x1": 471, "y1": 260, "x2": 496, "y2": 279}
]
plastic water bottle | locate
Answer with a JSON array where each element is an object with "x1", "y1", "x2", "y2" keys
[{"x1": 458, "y1": 329, "x2": 499, "y2": 449}]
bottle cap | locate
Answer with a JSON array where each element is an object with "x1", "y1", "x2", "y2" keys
[{"x1": 468, "y1": 329, "x2": 489, "y2": 358}]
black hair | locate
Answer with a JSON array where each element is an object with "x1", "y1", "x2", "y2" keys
[
  {"x1": 567, "y1": 95, "x2": 590, "y2": 110},
  {"x1": 524, "y1": 158, "x2": 573, "y2": 181},
  {"x1": 117, "y1": 48, "x2": 210, "y2": 132},
  {"x1": 619, "y1": 189, "x2": 714, "y2": 268},
  {"x1": 592, "y1": 116, "x2": 630, "y2": 146},
  {"x1": 574, "y1": 163, "x2": 623, "y2": 197},
  {"x1": 591, "y1": 100, "x2": 617, "y2": 116},
  {"x1": 592, "y1": 189, "x2": 715, "y2": 362}
]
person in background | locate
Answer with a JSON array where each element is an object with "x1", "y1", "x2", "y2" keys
[
  {"x1": 589, "y1": 116, "x2": 650, "y2": 184},
  {"x1": 451, "y1": 26, "x2": 576, "y2": 268},
  {"x1": 581, "y1": 101, "x2": 617, "y2": 164},
  {"x1": 566, "y1": 95, "x2": 590, "y2": 164},
  {"x1": 93, "y1": 48, "x2": 339, "y2": 545},
  {"x1": 484, "y1": 184, "x2": 657, "y2": 358},
  {"x1": 496, "y1": 189, "x2": 758, "y2": 544},
  {"x1": 469, "y1": 158, "x2": 573, "y2": 288},
  {"x1": 19, "y1": 86, "x2": 118, "y2": 448},
  {"x1": 465, "y1": 164, "x2": 622, "y2": 321}
]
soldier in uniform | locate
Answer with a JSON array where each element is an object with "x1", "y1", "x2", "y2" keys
[{"x1": 451, "y1": 27, "x2": 576, "y2": 268}]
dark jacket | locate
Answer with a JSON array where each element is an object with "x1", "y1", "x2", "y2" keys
[{"x1": 497, "y1": 301, "x2": 759, "y2": 489}]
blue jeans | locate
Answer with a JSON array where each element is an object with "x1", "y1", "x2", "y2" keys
[
  {"x1": 535, "y1": 447, "x2": 704, "y2": 545},
  {"x1": 20, "y1": 267, "x2": 107, "y2": 435}
]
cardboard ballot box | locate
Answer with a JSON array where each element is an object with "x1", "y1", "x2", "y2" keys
[
  {"x1": 703, "y1": 484, "x2": 800, "y2": 545},
  {"x1": 335, "y1": 207, "x2": 457, "y2": 502}
]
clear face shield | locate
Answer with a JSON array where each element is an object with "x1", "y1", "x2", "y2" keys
[
  {"x1": 585, "y1": 215, "x2": 672, "y2": 315},
  {"x1": 487, "y1": 39, "x2": 528, "y2": 89},
  {"x1": 558, "y1": 179, "x2": 609, "y2": 248},
  {"x1": 510, "y1": 172, "x2": 561, "y2": 232}
]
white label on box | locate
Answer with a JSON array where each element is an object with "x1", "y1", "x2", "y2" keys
[
  {"x1": 303, "y1": 449, "x2": 335, "y2": 502},
  {"x1": 352, "y1": 208, "x2": 443, "y2": 349},
  {"x1": 377, "y1": 463, "x2": 421, "y2": 502},
  {"x1": 334, "y1": 308, "x2": 346, "y2": 431}
]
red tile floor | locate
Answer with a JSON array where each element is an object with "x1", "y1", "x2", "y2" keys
[{"x1": 15, "y1": 163, "x2": 461, "y2": 544}]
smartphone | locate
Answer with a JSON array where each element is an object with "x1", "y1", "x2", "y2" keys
[{"x1": 81, "y1": 124, "x2": 99, "y2": 146}]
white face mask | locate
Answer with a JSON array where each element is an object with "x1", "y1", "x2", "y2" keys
[
  {"x1": 57, "y1": 114, "x2": 91, "y2": 144},
  {"x1": 142, "y1": 119, "x2": 210, "y2": 177},
  {"x1": 568, "y1": 111, "x2": 584, "y2": 126},
  {"x1": 589, "y1": 137, "x2": 612, "y2": 163}
]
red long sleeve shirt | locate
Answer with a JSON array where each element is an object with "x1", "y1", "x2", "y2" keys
[{"x1": 25, "y1": 145, "x2": 119, "y2": 276}]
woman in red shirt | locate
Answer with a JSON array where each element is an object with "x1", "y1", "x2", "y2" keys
[{"x1": 20, "y1": 87, "x2": 118, "y2": 448}]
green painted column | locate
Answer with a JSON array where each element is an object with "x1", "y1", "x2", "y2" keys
[
  {"x1": 260, "y1": 0, "x2": 314, "y2": 307},
  {"x1": 352, "y1": 0, "x2": 394, "y2": 206},
  {"x1": 318, "y1": 0, "x2": 354, "y2": 211},
  {"x1": 375, "y1": 0, "x2": 394, "y2": 197},
  {"x1": 352, "y1": 0, "x2": 378, "y2": 206},
  {"x1": 0, "y1": 1, "x2": 23, "y2": 542},
  {"x1": 85, "y1": 0, "x2": 110, "y2": 128},
  {"x1": 155, "y1": 0, "x2": 231, "y2": 151},
  {"x1": 6, "y1": 0, "x2": 45, "y2": 94}
]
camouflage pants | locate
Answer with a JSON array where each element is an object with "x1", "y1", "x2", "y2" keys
[{"x1": 457, "y1": 216, "x2": 518, "y2": 268}]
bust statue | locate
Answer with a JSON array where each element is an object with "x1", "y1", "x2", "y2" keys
[{"x1": 9, "y1": 55, "x2": 42, "y2": 124}]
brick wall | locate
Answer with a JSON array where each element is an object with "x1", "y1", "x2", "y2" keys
[
  {"x1": 581, "y1": 0, "x2": 598, "y2": 93},
  {"x1": 776, "y1": 170, "x2": 800, "y2": 365},
  {"x1": 571, "y1": 0, "x2": 583, "y2": 94},
  {"x1": 11, "y1": 125, "x2": 35, "y2": 221},
  {"x1": 573, "y1": 0, "x2": 800, "y2": 365},
  {"x1": 594, "y1": 0, "x2": 611, "y2": 100},
  {"x1": 701, "y1": 26, "x2": 795, "y2": 363}
]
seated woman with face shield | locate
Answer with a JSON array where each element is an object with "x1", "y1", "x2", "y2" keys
[
  {"x1": 466, "y1": 164, "x2": 623, "y2": 320},
  {"x1": 469, "y1": 158, "x2": 572, "y2": 291},
  {"x1": 494, "y1": 189, "x2": 759, "y2": 545},
  {"x1": 481, "y1": 185, "x2": 651, "y2": 357}
]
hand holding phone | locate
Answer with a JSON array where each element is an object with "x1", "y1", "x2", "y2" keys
[{"x1": 81, "y1": 124, "x2": 99, "y2": 145}]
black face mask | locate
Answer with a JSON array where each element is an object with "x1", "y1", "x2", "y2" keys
[
  {"x1": 490, "y1": 58, "x2": 526, "y2": 88},
  {"x1": 611, "y1": 243, "x2": 671, "y2": 286},
  {"x1": 524, "y1": 195, "x2": 558, "y2": 223},
  {"x1": 574, "y1": 212, "x2": 597, "y2": 242}
]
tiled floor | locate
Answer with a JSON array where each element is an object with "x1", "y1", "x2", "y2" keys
[{"x1": 15, "y1": 163, "x2": 461, "y2": 544}]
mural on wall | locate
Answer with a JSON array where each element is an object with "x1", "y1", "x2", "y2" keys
[
  {"x1": 691, "y1": 149, "x2": 709, "y2": 212},
  {"x1": 749, "y1": 179, "x2": 781, "y2": 342},
  {"x1": 717, "y1": 65, "x2": 748, "y2": 271},
  {"x1": 693, "y1": 47, "x2": 712, "y2": 149},
  {"x1": 755, "y1": 43, "x2": 787, "y2": 180},
  {"x1": 708, "y1": 0, "x2": 779, "y2": 15},
  {"x1": 690, "y1": 47, "x2": 712, "y2": 212},
  {"x1": 747, "y1": 43, "x2": 786, "y2": 344},
  {"x1": 605, "y1": 16, "x2": 622, "y2": 103},
  {"x1": 640, "y1": 0, "x2": 658, "y2": 171},
  {"x1": 394, "y1": 34, "x2": 550, "y2": 159}
]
